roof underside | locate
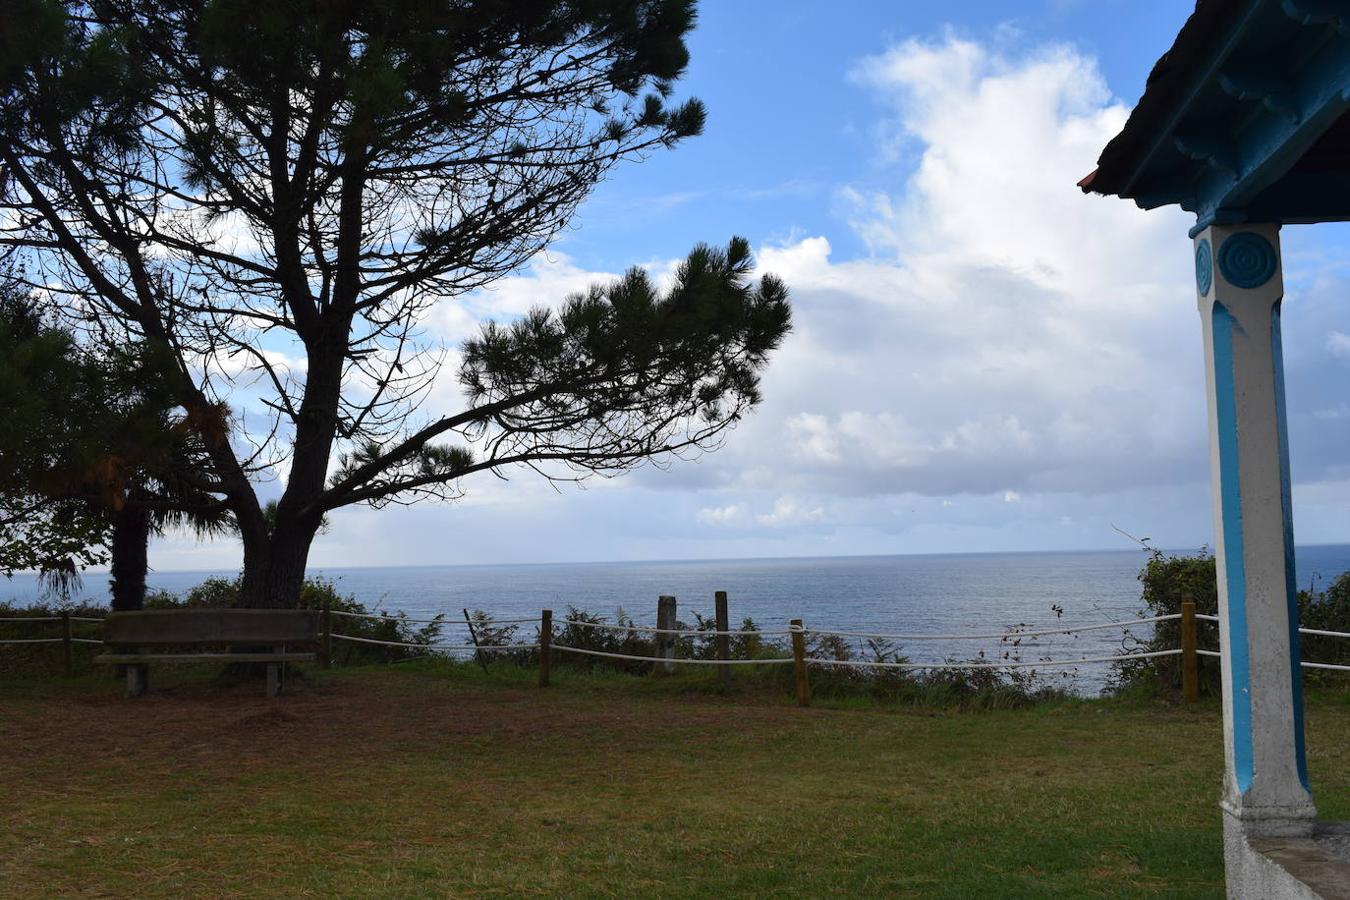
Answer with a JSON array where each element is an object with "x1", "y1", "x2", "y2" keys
[{"x1": 1081, "y1": 0, "x2": 1350, "y2": 232}]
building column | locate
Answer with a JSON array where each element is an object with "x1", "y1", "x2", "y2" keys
[{"x1": 1194, "y1": 223, "x2": 1314, "y2": 841}]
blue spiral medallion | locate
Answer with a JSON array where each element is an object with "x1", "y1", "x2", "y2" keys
[
  {"x1": 1195, "y1": 239, "x2": 1213, "y2": 295},
  {"x1": 1218, "y1": 232, "x2": 1277, "y2": 289}
]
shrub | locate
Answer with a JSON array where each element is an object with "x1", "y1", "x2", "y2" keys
[
  {"x1": 1109, "y1": 546, "x2": 1222, "y2": 698},
  {"x1": 1109, "y1": 544, "x2": 1350, "y2": 697},
  {"x1": 463, "y1": 609, "x2": 539, "y2": 667}
]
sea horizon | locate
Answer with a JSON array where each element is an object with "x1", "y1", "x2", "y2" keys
[{"x1": 20, "y1": 540, "x2": 1350, "y2": 578}]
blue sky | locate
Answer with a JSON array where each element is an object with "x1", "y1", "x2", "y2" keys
[
  {"x1": 152, "y1": 1, "x2": 1350, "y2": 570},
  {"x1": 559, "y1": 1, "x2": 1195, "y2": 271}
]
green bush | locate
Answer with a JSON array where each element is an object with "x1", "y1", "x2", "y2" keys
[{"x1": 1109, "y1": 545, "x2": 1350, "y2": 697}]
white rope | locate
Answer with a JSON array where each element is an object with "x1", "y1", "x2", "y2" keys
[
  {"x1": 70, "y1": 638, "x2": 104, "y2": 644},
  {"x1": 329, "y1": 610, "x2": 537, "y2": 625},
  {"x1": 796, "y1": 614, "x2": 1182, "y2": 643},
  {"x1": 329, "y1": 610, "x2": 449, "y2": 624},
  {"x1": 331, "y1": 633, "x2": 438, "y2": 649},
  {"x1": 414, "y1": 643, "x2": 539, "y2": 653},
  {"x1": 1176, "y1": 618, "x2": 1350, "y2": 639},
  {"x1": 1197, "y1": 649, "x2": 1221, "y2": 658},
  {"x1": 0, "y1": 616, "x2": 61, "y2": 622},
  {"x1": 550, "y1": 644, "x2": 795, "y2": 665},
  {"x1": 806, "y1": 648, "x2": 1184, "y2": 671},
  {"x1": 1301, "y1": 661, "x2": 1350, "y2": 671},
  {"x1": 559, "y1": 619, "x2": 793, "y2": 637},
  {"x1": 0, "y1": 637, "x2": 65, "y2": 644},
  {"x1": 1300, "y1": 627, "x2": 1350, "y2": 639},
  {"x1": 331, "y1": 633, "x2": 536, "y2": 652},
  {"x1": 70, "y1": 616, "x2": 105, "y2": 623}
]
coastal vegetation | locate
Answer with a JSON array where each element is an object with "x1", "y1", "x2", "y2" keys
[
  {"x1": 1109, "y1": 546, "x2": 1350, "y2": 697},
  {"x1": 8, "y1": 548, "x2": 1350, "y2": 705}
]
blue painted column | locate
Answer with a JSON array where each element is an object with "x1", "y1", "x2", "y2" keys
[{"x1": 1195, "y1": 223, "x2": 1314, "y2": 842}]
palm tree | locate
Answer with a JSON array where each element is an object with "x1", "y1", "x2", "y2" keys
[{"x1": 1, "y1": 284, "x2": 230, "y2": 608}]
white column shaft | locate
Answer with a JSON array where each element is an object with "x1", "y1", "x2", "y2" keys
[{"x1": 1195, "y1": 223, "x2": 1313, "y2": 837}]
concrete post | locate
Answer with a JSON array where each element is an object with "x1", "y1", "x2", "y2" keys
[{"x1": 1194, "y1": 223, "x2": 1314, "y2": 844}]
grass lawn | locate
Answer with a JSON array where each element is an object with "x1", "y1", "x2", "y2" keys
[{"x1": 4, "y1": 662, "x2": 1350, "y2": 898}]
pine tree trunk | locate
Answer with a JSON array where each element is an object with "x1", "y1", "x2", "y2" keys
[
  {"x1": 108, "y1": 505, "x2": 150, "y2": 611},
  {"x1": 238, "y1": 526, "x2": 317, "y2": 609}
]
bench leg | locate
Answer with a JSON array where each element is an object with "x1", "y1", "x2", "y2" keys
[
  {"x1": 266, "y1": 662, "x2": 280, "y2": 698},
  {"x1": 125, "y1": 664, "x2": 148, "y2": 698}
]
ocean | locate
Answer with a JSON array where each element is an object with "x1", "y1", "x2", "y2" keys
[{"x1": 6, "y1": 545, "x2": 1350, "y2": 690}]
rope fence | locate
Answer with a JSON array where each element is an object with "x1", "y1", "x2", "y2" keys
[
  {"x1": 804, "y1": 648, "x2": 1184, "y2": 671},
  {"x1": 0, "y1": 610, "x2": 104, "y2": 675},
  {"x1": 559, "y1": 618, "x2": 795, "y2": 637},
  {"x1": 8, "y1": 593, "x2": 1350, "y2": 697},
  {"x1": 551, "y1": 645, "x2": 795, "y2": 665},
  {"x1": 787, "y1": 614, "x2": 1182, "y2": 643},
  {"x1": 331, "y1": 633, "x2": 538, "y2": 652},
  {"x1": 330, "y1": 609, "x2": 539, "y2": 625}
]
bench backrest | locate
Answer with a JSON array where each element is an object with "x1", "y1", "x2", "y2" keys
[{"x1": 104, "y1": 609, "x2": 320, "y2": 647}]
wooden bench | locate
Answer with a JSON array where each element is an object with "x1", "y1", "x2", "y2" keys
[{"x1": 95, "y1": 609, "x2": 320, "y2": 697}]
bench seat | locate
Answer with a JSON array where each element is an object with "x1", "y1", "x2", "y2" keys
[{"x1": 98, "y1": 609, "x2": 321, "y2": 697}]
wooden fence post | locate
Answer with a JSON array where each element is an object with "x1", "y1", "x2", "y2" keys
[
  {"x1": 539, "y1": 609, "x2": 552, "y2": 688},
  {"x1": 790, "y1": 618, "x2": 810, "y2": 708},
  {"x1": 715, "y1": 590, "x2": 731, "y2": 688},
  {"x1": 656, "y1": 595, "x2": 677, "y2": 675},
  {"x1": 320, "y1": 603, "x2": 332, "y2": 669},
  {"x1": 61, "y1": 610, "x2": 73, "y2": 677},
  {"x1": 1181, "y1": 598, "x2": 1199, "y2": 702}
]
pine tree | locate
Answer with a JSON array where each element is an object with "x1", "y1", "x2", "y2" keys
[{"x1": 1, "y1": 2, "x2": 791, "y2": 607}]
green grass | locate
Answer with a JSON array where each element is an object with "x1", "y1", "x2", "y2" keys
[{"x1": 4, "y1": 661, "x2": 1350, "y2": 898}]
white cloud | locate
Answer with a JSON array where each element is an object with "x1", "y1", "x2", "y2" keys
[
  {"x1": 659, "y1": 36, "x2": 1208, "y2": 504},
  {"x1": 1004, "y1": 490, "x2": 1022, "y2": 504},
  {"x1": 756, "y1": 497, "x2": 825, "y2": 527},
  {"x1": 697, "y1": 504, "x2": 746, "y2": 526}
]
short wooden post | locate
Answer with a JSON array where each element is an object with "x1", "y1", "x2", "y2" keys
[
  {"x1": 61, "y1": 610, "x2": 73, "y2": 677},
  {"x1": 1181, "y1": 598, "x2": 1199, "y2": 703},
  {"x1": 715, "y1": 590, "x2": 731, "y2": 687},
  {"x1": 539, "y1": 609, "x2": 552, "y2": 688},
  {"x1": 320, "y1": 604, "x2": 333, "y2": 669},
  {"x1": 656, "y1": 595, "x2": 677, "y2": 675},
  {"x1": 790, "y1": 618, "x2": 810, "y2": 708}
]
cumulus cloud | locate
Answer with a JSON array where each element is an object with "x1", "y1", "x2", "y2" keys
[
  {"x1": 756, "y1": 497, "x2": 826, "y2": 527},
  {"x1": 655, "y1": 35, "x2": 1209, "y2": 508},
  {"x1": 697, "y1": 504, "x2": 746, "y2": 526}
]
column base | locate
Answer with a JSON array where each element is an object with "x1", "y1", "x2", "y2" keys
[
  {"x1": 1222, "y1": 797, "x2": 1318, "y2": 839},
  {"x1": 1223, "y1": 811, "x2": 1350, "y2": 900}
]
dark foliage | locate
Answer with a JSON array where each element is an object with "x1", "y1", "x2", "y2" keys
[
  {"x1": 0, "y1": 282, "x2": 229, "y2": 606},
  {"x1": 1, "y1": 1, "x2": 790, "y2": 610}
]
